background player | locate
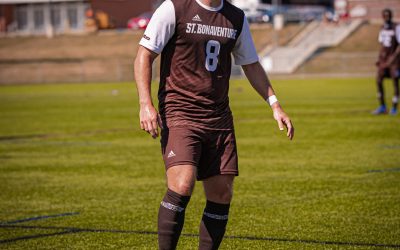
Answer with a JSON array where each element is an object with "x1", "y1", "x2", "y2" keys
[
  {"x1": 374, "y1": 8, "x2": 400, "y2": 115},
  {"x1": 134, "y1": 0, "x2": 294, "y2": 249}
]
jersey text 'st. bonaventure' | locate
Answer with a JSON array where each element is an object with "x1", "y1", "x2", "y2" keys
[{"x1": 139, "y1": 0, "x2": 258, "y2": 130}]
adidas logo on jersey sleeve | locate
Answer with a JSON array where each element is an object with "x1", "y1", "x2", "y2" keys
[
  {"x1": 192, "y1": 14, "x2": 202, "y2": 22},
  {"x1": 167, "y1": 150, "x2": 176, "y2": 158}
]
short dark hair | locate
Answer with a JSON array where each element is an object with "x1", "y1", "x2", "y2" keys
[{"x1": 382, "y1": 8, "x2": 393, "y2": 19}]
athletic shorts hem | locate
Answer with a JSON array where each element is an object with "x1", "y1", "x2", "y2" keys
[
  {"x1": 197, "y1": 170, "x2": 239, "y2": 181},
  {"x1": 165, "y1": 161, "x2": 198, "y2": 169}
]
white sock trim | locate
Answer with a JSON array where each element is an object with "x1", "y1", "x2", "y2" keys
[
  {"x1": 203, "y1": 212, "x2": 228, "y2": 220},
  {"x1": 161, "y1": 201, "x2": 184, "y2": 212}
]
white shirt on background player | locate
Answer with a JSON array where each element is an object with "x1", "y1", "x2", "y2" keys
[
  {"x1": 378, "y1": 24, "x2": 400, "y2": 47},
  {"x1": 139, "y1": 0, "x2": 259, "y2": 66}
]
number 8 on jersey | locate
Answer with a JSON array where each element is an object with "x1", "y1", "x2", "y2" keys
[{"x1": 205, "y1": 40, "x2": 221, "y2": 72}]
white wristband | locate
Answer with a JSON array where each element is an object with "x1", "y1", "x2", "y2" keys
[{"x1": 266, "y1": 95, "x2": 278, "y2": 106}]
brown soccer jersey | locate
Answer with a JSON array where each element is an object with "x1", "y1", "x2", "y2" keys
[
  {"x1": 157, "y1": 0, "x2": 245, "y2": 130},
  {"x1": 378, "y1": 22, "x2": 400, "y2": 66}
]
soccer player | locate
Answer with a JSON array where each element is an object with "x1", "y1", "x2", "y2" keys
[
  {"x1": 373, "y1": 8, "x2": 400, "y2": 115},
  {"x1": 134, "y1": 0, "x2": 294, "y2": 249}
]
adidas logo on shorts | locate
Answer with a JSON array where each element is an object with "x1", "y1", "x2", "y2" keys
[
  {"x1": 167, "y1": 150, "x2": 176, "y2": 158},
  {"x1": 192, "y1": 14, "x2": 202, "y2": 22}
]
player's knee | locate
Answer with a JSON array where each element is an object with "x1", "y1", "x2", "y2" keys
[
  {"x1": 221, "y1": 191, "x2": 233, "y2": 203},
  {"x1": 211, "y1": 188, "x2": 233, "y2": 203},
  {"x1": 170, "y1": 181, "x2": 194, "y2": 196}
]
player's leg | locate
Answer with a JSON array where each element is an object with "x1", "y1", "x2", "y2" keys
[
  {"x1": 199, "y1": 175, "x2": 234, "y2": 250},
  {"x1": 373, "y1": 69, "x2": 387, "y2": 114},
  {"x1": 390, "y1": 69, "x2": 399, "y2": 115},
  {"x1": 196, "y1": 129, "x2": 238, "y2": 250},
  {"x1": 158, "y1": 127, "x2": 202, "y2": 250},
  {"x1": 158, "y1": 165, "x2": 196, "y2": 250}
]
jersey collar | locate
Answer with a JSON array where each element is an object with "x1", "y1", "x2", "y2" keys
[{"x1": 195, "y1": 0, "x2": 223, "y2": 12}]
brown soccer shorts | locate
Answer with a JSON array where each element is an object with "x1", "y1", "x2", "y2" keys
[
  {"x1": 378, "y1": 65, "x2": 399, "y2": 79},
  {"x1": 160, "y1": 126, "x2": 238, "y2": 180}
]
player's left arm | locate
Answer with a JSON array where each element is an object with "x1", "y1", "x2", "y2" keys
[
  {"x1": 232, "y1": 16, "x2": 294, "y2": 140},
  {"x1": 242, "y1": 62, "x2": 294, "y2": 140}
]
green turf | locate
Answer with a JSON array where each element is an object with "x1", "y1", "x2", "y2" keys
[{"x1": 0, "y1": 78, "x2": 399, "y2": 249}]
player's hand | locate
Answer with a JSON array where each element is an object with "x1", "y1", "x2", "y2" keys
[
  {"x1": 384, "y1": 59, "x2": 393, "y2": 68},
  {"x1": 272, "y1": 103, "x2": 294, "y2": 140},
  {"x1": 139, "y1": 103, "x2": 162, "y2": 139}
]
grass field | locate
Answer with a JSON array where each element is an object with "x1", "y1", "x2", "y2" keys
[{"x1": 0, "y1": 78, "x2": 399, "y2": 249}]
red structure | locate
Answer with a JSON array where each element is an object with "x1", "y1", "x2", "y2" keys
[
  {"x1": 90, "y1": 0, "x2": 161, "y2": 29},
  {"x1": 0, "y1": 5, "x2": 14, "y2": 33}
]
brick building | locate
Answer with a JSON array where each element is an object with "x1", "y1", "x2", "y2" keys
[
  {"x1": 0, "y1": 0, "x2": 161, "y2": 35},
  {"x1": 90, "y1": 0, "x2": 162, "y2": 28},
  {"x1": 0, "y1": 0, "x2": 89, "y2": 35}
]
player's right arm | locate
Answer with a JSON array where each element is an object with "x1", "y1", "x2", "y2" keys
[
  {"x1": 133, "y1": 0, "x2": 175, "y2": 139},
  {"x1": 134, "y1": 47, "x2": 160, "y2": 139},
  {"x1": 376, "y1": 29, "x2": 384, "y2": 67}
]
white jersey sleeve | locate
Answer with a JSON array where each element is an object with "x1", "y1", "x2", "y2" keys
[
  {"x1": 396, "y1": 24, "x2": 400, "y2": 43},
  {"x1": 232, "y1": 17, "x2": 259, "y2": 65},
  {"x1": 378, "y1": 30, "x2": 383, "y2": 43},
  {"x1": 139, "y1": 0, "x2": 175, "y2": 54}
]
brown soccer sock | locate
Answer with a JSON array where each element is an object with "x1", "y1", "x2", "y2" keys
[
  {"x1": 377, "y1": 79, "x2": 385, "y2": 106},
  {"x1": 393, "y1": 78, "x2": 399, "y2": 110},
  {"x1": 158, "y1": 189, "x2": 191, "y2": 250},
  {"x1": 199, "y1": 200, "x2": 230, "y2": 250}
]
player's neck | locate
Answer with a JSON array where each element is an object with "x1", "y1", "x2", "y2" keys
[{"x1": 198, "y1": 0, "x2": 222, "y2": 8}]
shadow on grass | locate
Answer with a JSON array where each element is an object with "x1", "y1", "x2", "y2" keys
[
  {"x1": 0, "y1": 128, "x2": 135, "y2": 142},
  {"x1": 1, "y1": 224, "x2": 399, "y2": 248}
]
